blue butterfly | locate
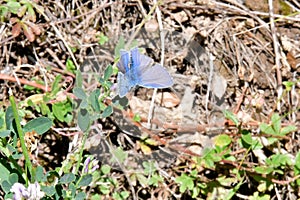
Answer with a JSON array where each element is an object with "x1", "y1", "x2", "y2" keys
[{"x1": 117, "y1": 47, "x2": 173, "y2": 97}]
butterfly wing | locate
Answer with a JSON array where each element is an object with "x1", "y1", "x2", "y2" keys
[
  {"x1": 138, "y1": 64, "x2": 173, "y2": 88},
  {"x1": 117, "y1": 50, "x2": 130, "y2": 74},
  {"x1": 117, "y1": 72, "x2": 132, "y2": 97}
]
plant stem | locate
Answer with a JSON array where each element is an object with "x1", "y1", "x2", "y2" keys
[
  {"x1": 75, "y1": 131, "x2": 88, "y2": 174},
  {"x1": 9, "y1": 90, "x2": 33, "y2": 184}
]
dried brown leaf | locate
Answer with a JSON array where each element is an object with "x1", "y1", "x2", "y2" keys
[
  {"x1": 26, "y1": 21, "x2": 41, "y2": 35},
  {"x1": 11, "y1": 23, "x2": 21, "y2": 37},
  {"x1": 10, "y1": 17, "x2": 19, "y2": 24},
  {"x1": 22, "y1": 24, "x2": 35, "y2": 42}
]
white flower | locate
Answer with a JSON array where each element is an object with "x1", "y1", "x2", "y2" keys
[{"x1": 10, "y1": 182, "x2": 44, "y2": 200}]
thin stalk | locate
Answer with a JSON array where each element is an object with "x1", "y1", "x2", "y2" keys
[
  {"x1": 9, "y1": 89, "x2": 33, "y2": 184},
  {"x1": 75, "y1": 131, "x2": 88, "y2": 174}
]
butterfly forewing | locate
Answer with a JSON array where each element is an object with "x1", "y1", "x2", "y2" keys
[{"x1": 117, "y1": 50, "x2": 130, "y2": 73}]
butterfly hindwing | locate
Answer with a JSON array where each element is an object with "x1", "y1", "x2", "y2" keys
[
  {"x1": 117, "y1": 72, "x2": 132, "y2": 97},
  {"x1": 117, "y1": 47, "x2": 173, "y2": 97},
  {"x1": 138, "y1": 64, "x2": 173, "y2": 88}
]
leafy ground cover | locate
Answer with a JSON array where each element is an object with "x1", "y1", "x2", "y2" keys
[{"x1": 0, "y1": 0, "x2": 299, "y2": 199}]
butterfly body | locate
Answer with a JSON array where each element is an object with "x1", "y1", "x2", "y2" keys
[{"x1": 117, "y1": 47, "x2": 173, "y2": 97}]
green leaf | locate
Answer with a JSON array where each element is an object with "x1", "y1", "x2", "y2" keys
[
  {"x1": 295, "y1": 152, "x2": 300, "y2": 185},
  {"x1": 75, "y1": 192, "x2": 86, "y2": 200},
  {"x1": 53, "y1": 103, "x2": 65, "y2": 122},
  {"x1": 66, "y1": 58, "x2": 76, "y2": 73},
  {"x1": 115, "y1": 37, "x2": 125, "y2": 58},
  {"x1": 214, "y1": 134, "x2": 232, "y2": 147},
  {"x1": 78, "y1": 109, "x2": 90, "y2": 132},
  {"x1": 143, "y1": 161, "x2": 156, "y2": 175},
  {"x1": 149, "y1": 173, "x2": 163, "y2": 187},
  {"x1": 1, "y1": 180, "x2": 11, "y2": 193},
  {"x1": 5, "y1": 106, "x2": 14, "y2": 130},
  {"x1": 0, "y1": 130, "x2": 11, "y2": 137},
  {"x1": 254, "y1": 166, "x2": 273, "y2": 175},
  {"x1": 280, "y1": 125, "x2": 297, "y2": 135},
  {"x1": 35, "y1": 166, "x2": 45, "y2": 182},
  {"x1": 7, "y1": 1, "x2": 21, "y2": 14},
  {"x1": 97, "y1": 32, "x2": 109, "y2": 45},
  {"x1": 23, "y1": 117, "x2": 52, "y2": 135},
  {"x1": 110, "y1": 147, "x2": 127, "y2": 164},
  {"x1": 241, "y1": 130, "x2": 252, "y2": 146},
  {"x1": 0, "y1": 162, "x2": 10, "y2": 182},
  {"x1": 79, "y1": 99, "x2": 89, "y2": 109},
  {"x1": 91, "y1": 194, "x2": 101, "y2": 200},
  {"x1": 175, "y1": 173, "x2": 194, "y2": 193},
  {"x1": 133, "y1": 114, "x2": 141, "y2": 122},
  {"x1": 50, "y1": 75, "x2": 62, "y2": 97},
  {"x1": 136, "y1": 173, "x2": 148, "y2": 187},
  {"x1": 41, "y1": 185, "x2": 56, "y2": 196},
  {"x1": 260, "y1": 123, "x2": 275, "y2": 135},
  {"x1": 75, "y1": 70, "x2": 83, "y2": 88},
  {"x1": 102, "y1": 105, "x2": 113, "y2": 118},
  {"x1": 53, "y1": 101, "x2": 72, "y2": 122},
  {"x1": 104, "y1": 65, "x2": 113, "y2": 81},
  {"x1": 89, "y1": 89, "x2": 100, "y2": 112},
  {"x1": 101, "y1": 165, "x2": 111, "y2": 175},
  {"x1": 59, "y1": 173, "x2": 76, "y2": 184},
  {"x1": 73, "y1": 87, "x2": 87, "y2": 99},
  {"x1": 269, "y1": 154, "x2": 292, "y2": 167},
  {"x1": 223, "y1": 110, "x2": 239, "y2": 126},
  {"x1": 271, "y1": 113, "x2": 281, "y2": 134},
  {"x1": 77, "y1": 174, "x2": 92, "y2": 187},
  {"x1": 8, "y1": 173, "x2": 18, "y2": 186},
  {"x1": 0, "y1": 117, "x2": 4, "y2": 128}
]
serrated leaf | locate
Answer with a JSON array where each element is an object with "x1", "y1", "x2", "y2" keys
[
  {"x1": 59, "y1": 173, "x2": 76, "y2": 184},
  {"x1": 23, "y1": 117, "x2": 52, "y2": 135},
  {"x1": 260, "y1": 123, "x2": 274, "y2": 135},
  {"x1": 280, "y1": 125, "x2": 297, "y2": 135},
  {"x1": 175, "y1": 174, "x2": 194, "y2": 193},
  {"x1": 136, "y1": 173, "x2": 148, "y2": 187}
]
